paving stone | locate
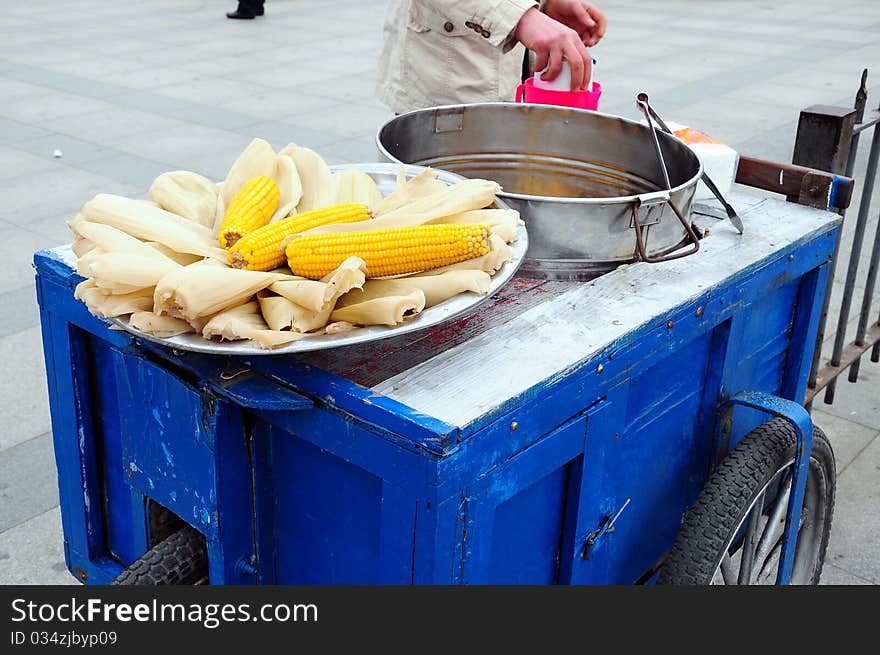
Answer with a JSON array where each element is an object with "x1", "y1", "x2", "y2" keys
[
  {"x1": 321, "y1": 137, "x2": 384, "y2": 166},
  {"x1": 216, "y1": 88, "x2": 344, "y2": 123},
  {"x1": 0, "y1": 145, "x2": 59, "y2": 180},
  {"x1": 0, "y1": 164, "x2": 138, "y2": 225},
  {"x1": 24, "y1": 212, "x2": 76, "y2": 244},
  {"x1": 0, "y1": 78, "x2": 51, "y2": 101},
  {"x1": 0, "y1": 326, "x2": 52, "y2": 451},
  {"x1": 0, "y1": 507, "x2": 75, "y2": 585},
  {"x1": 234, "y1": 120, "x2": 345, "y2": 152},
  {"x1": 33, "y1": 105, "x2": 188, "y2": 144},
  {"x1": 824, "y1": 437, "x2": 880, "y2": 582},
  {"x1": 107, "y1": 123, "x2": 254, "y2": 172},
  {"x1": 4, "y1": 63, "x2": 128, "y2": 99},
  {"x1": 819, "y1": 563, "x2": 874, "y2": 585},
  {"x1": 99, "y1": 66, "x2": 204, "y2": 91},
  {"x1": 817, "y1": 363, "x2": 880, "y2": 430},
  {"x1": 0, "y1": 432, "x2": 58, "y2": 533},
  {"x1": 0, "y1": 219, "x2": 63, "y2": 295},
  {"x1": 16, "y1": 133, "x2": 116, "y2": 167},
  {"x1": 293, "y1": 103, "x2": 393, "y2": 140},
  {"x1": 0, "y1": 89, "x2": 118, "y2": 125},
  {"x1": 811, "y1": 409, "x2": 880, "y2": 474},
  {"x1": 0, "y1": 285, "x2": 40, "y2": 339}
]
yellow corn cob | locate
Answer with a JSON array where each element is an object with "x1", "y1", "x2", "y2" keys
[
  {"x1": 218, "y1": 176, "x2": 280, "y2": 249},
  {"x1": 286, "y1": 224, "x2": 491, "y2": 280},
  {"x1": 228, "y1": 203, "x2": 370, "y2": 271}
]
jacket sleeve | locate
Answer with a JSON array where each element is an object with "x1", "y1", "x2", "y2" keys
[{"x1": 426, "y1": 0, "x2": 539, "y2": 52}]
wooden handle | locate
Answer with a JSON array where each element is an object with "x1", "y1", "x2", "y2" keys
[{"x1": 735, "y1": 155, "x2": 854, "y2": 210}]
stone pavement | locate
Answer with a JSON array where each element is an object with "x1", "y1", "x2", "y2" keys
[{"x1": 0, "y1": 0, "x2": 878, "y2": 585}]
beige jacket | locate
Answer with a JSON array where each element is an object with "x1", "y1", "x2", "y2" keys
[{"x1": 377, "y1": 0, "x2": 538, "y2": 113}]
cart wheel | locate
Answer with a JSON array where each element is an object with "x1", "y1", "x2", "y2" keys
[
  {"x1": 659, "y1": 418, "x2": 835, "y2": 585},
  {"x1": 111, "y1": 525, "x2": 208, "y2": 585}
]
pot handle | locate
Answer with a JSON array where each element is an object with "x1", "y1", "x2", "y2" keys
[{"x1": 631, "y1": 193, "x2": 701, "y2": 263}]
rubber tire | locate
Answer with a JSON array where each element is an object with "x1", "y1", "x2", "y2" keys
[
  {"x1": 659, "y1": 418, "x2": 835, "y2": 585},
  {"x1": 111, "y1": 525, "x2": 208, "y2": 585}
]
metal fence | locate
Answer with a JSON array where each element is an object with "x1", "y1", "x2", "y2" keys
[{"x1": 795, "y1": 69, "x2": 880, "y2": 406}]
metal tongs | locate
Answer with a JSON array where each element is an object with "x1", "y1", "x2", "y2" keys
[{"x1": 636, "y1": 92, "x2": 744, "y2": 234}]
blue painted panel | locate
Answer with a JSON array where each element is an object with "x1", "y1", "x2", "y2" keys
[
  {"x1": 256, "y1": 404, "x2": 438, "y2": 496},
  {"x1": 574, "y1": 333, "x2": 713, "y2": 584},
  {"x1": 91, "y1": 339, "x2": 147, "y2": 565},
  {"x1": 781, "y1": 264, "x2": 831, "y2": 402},
  {"x1": 267, "y1": 424, "x2": 413, "y2": 583},
  {"x1": 461, "y1": 416, "x2": 586, "y2": 584},
  {"x1": 727, "y1": 279, "x2": 800, "y2": 449},
  {"x1": 112, "y1": 350, "x2": 220, "y2": 540},
  {"x1": 488, "y1": 464, "x2": 570, "y2": 584}
]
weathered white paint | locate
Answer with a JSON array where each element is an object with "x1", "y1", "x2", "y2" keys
[{"x1": 372, "y1": 193, "x2": 839, "y2": 428}]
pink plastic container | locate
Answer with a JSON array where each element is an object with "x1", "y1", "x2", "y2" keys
[{"x1": 515, "y1": 78, "x2": 602, "y2": 110}]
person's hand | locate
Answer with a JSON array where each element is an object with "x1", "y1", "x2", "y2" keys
[
  {"x1": 543, "y1": 0, "x2": 607, "y2": 46},
  {"x1": 514, "y1": 7, "x2": 592, "y2": 91}
]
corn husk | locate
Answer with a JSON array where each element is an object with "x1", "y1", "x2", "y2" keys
[
  {"x1": 257, "y1": 295, "x2": 299, "y2": 332},
  {"x1": 74, "y1": 278, "x2": 99, "y2": 300},
  {"x1": 153, "y1": 261, "x2": 290, "y2": 320},
  {"x1": 350, "y1": 270, "x2": 491, "y2": 308},
  {"x1": 300, "y1": 179, "x2": 501, "y2": 236},
  {"x1": 269, "y1": 279, "x2": 333, "y2": 313},
  {"x1": 95, "y1": 280, "x2": 146, "y2": 295},
  {"x1": 330, "y1": 289, "x2": 426, "y2": 327},
  {"x1": 413, "y1": 233, "x2": 512, "y2": 276},
  {"x1": 146, "y1": 243, "x2": 204, "y2": 266},
  {"x1": 129, "y1": 312, "x2": 195, "y2": 338},
  {"x1": 282, "y1": 145, "x2": 335, "y2": 213},
  {"x1": 374, "y1": 167, "x2": 443, "y2": 216},
  {"x1": 68, "y1": 219, "x2": 178, "y2": 264},
  {"x1": 149, "y1": 171, "x2": 220, "y2": 228},
  {"x1": 82, "y1": 194, "x2": 222, "y2": 259},
  {"x1": 325, "y1": 321, "x2": 357, "y2": 335},
  {"x1": 429, "y1": 209, "x2": 521, "y2": 242},
  {"x1": 333, "y1": 169, "x2": 384, "y2": 211},
  {"x1": 72, "y1": 236, "x2": 96, "y2": 258},
  {"x1": 258, "y1": 257, "x2": 366, "y2": 333},
  {"x1": 79, "y1": 286, "x2": 154, "y2": 318},
  {"x1": 212, "y1": 189, "x2": 226, "y2": 237},
  {"x1": 271, "y1": 154, "x2": 302, "y2": 222},
  {"x1": 80, "y1": 252, "x2": 180, "y2": 288},
  {"x1": 222, "y1": 138, "x2": 277, "y2": 207},
  {"x1": 202, "y1": 302, "x2": 309, "y2": 349}
]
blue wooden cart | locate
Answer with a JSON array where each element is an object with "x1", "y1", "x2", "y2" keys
[{"x1": 35, "y1": 189, "x2": 843, "y2": 585}]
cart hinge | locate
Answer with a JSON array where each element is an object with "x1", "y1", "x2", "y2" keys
[{"x1": 582, "y1": 498, "x2": 630, "y2": 560}]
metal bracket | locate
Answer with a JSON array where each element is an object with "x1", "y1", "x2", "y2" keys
[
  {"x1": 718, "y1": 391, "x2": 813, "y2": 585},
  {"x1": 582, "y1": 498, "x2": 631, "y2": 560},
  {"x1": 798, "y1": 171, "x2": 835, "y2": 210},
  {"x1": 434, "y1": 108, "x2": 464, "y2": 133},
  {"x1": 630, "y1": 191, "x2": 669, "y2": 227}
]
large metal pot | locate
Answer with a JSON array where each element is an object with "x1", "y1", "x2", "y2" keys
[{"x1": 377, "y1": 103, "x2": 703, "y2": 279}]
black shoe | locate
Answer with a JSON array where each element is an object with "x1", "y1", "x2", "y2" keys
[
  {"x1": 255, "y1": 6, "x2": 264, "y2": 15},
  {"x1": 226, "y1": 9, "x2": 256, "y2": 19}
]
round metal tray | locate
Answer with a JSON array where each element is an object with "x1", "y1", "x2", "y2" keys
[{"x1": 110, "y1": 163, "x2": 528, "y2": 356}]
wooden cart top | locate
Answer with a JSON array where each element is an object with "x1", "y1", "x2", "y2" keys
[{"x1": 300, "y1": 193, "x2": 839, "y2": 428}]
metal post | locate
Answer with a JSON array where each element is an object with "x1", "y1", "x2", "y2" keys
[
  {"x1": 824, "y1": 124, "x2": 880, "y2": 403},
  {"x1": 797, "y1": 76, "x2": 862, "y2": 407},
  {"x1": 849, "y1": 207, "x2": 880, "y2": 381}
]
